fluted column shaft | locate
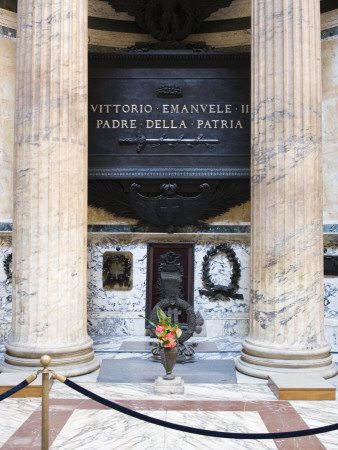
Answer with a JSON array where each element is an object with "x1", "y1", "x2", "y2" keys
[
  {"x1": 236, "y1": 0, "x2": 337, "y2": 378},
  {"x1": 2, "y1": 0, "x2": 99, "y2": 376}
]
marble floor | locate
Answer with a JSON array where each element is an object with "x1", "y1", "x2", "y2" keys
[{"x1": 1, "y1": 337, "x2": 338, "y2": 449}]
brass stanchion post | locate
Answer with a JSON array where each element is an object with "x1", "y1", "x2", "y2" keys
[{"x1": 40, "y1": 355, "x2": 51, "y2": 450}]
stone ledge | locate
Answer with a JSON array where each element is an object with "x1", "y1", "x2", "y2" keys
[{"x1": 268, "y1": 374, "x2": 336, "y2": 400}]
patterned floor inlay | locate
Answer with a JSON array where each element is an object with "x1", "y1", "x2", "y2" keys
[{"x1": 1, "y1": 400, "x2": 324, "y2": 449}]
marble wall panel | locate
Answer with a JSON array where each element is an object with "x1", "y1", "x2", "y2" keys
[
  {"x1": 87, "y1": 238, "x2": 148, "y2": 336},
  {"x1": 324, "y1": 235, "x2": 338, "y2": 349},
  {"x1": 0, "y1": 237, "x2": 12, "y2": 346},
  {"x1": 86, "y1": 236, "x2": 250, "y2": 339}
]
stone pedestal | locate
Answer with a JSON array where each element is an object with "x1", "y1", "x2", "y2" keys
[
  {"x1": 236, "y1": 0, "x2": 337, "y2": 379},
  {"x1": 1, "y1": 0, "x2": 99, "y2": 376},
  {"x1": 154, "y1": 376, "x2": 184, "y2": 394}
]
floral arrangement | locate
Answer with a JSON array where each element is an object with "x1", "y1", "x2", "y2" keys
[{"x1": 150, "y1": 306, "x2": 182, "y2": 348}]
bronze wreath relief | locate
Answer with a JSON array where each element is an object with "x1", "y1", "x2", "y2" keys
[
  {"x1": 103, "y1": 253, "x2": 132, "y2": 289},
  {"x1": 199, "y1": 244, "x2": 243, "y2": 300}
]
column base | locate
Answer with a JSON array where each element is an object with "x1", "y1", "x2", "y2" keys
[
  {"x1": 0, "y1": 338, "x2": 101, "y2": 377},
  {"x1": 235, "y1": 338, "x2": 338, "y2": 379}
]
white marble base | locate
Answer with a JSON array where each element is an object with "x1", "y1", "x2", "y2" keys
[{"x1": 154, "y1": 376, "x2": 184, "y2": 394}]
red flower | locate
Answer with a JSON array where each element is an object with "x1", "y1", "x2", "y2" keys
[
  {"x1": 155, "y1": 324, "x2": 165, "y2": 335},
  {"x1": 165, "y1": 341, "x2": 176, "y2": 347},
  {"x1": 164, "y1": 332, "x2": 175, "y2": 340},
  {"x1": 176, "y1": 328, "x2": 182, "y2": 338}
]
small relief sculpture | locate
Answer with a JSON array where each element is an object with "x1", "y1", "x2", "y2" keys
[
  {"x1": 102, "y1": 251, "x2": 132, "y2": 290},
  {"x1": 199, "y1": 244, "x2": 243, "y2": 300}
]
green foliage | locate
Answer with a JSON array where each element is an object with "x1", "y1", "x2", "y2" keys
[{"x1": 156, "y1": 306, "x2": 171, "y2": 326}]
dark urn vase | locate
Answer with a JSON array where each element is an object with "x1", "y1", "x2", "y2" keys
[{"x1": 160, "y1": 346, "x2": 178, "y2": 380}]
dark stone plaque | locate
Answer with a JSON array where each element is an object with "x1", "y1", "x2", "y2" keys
[
  {"x1": 88, "y1": 49, "x2": 250, "y2": 180},
  {"x1": 324, "y1": 255, "x2": 338, "y2": 276}
]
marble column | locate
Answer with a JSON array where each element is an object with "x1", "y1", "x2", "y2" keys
[
  {"x1": 236, "y1": 0, "x2": 337, "y2": 378},
  {"x1": 1, "y1": 0, "x2": 100, "y2": 376}
]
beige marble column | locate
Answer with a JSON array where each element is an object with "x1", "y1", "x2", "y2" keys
[
  {"x1": 236, "y1": 0, "x2": 337, "y2": 378},
  {"x1": 1, "y1": 0, "x2": 99, "y2": 376}
]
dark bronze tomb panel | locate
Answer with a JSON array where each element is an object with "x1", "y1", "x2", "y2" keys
[{"x1": 88, "y1": 51, "x2": 250, "y2": 179}]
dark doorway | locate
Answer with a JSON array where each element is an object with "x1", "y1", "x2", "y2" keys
[{"x1": 146, "y1": 242, "x2": 194, "y2": 326}]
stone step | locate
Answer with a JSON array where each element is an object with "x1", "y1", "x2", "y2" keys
[{"x1": 268, "y1": 374, "x2": 336, "y2": 400}]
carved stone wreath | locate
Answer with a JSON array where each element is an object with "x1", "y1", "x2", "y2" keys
[
  {"x1": 103, "y1": 254, "x2": 131, "y2": 288},
  {"x1": 199, "y1": 244, "x2": 243, "y2": 300}
]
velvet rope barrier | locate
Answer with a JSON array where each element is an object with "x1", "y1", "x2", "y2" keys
[
  {"x1": 0, "y1": 374, "x2": 37, "y2": 401},
  {"x1": 54, "y1": 375, "x2": 338, "y2": 440}
]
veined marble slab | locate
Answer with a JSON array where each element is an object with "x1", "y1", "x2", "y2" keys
[{"x1": 50, "y1": 409, "x2": 276, "y2": 450}]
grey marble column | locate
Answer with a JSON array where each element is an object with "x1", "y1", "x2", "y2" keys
[
  {"x1": 1, "y1": 0, "x2": 99, "y2": 376},
  {"x1": 236, "y1": 0, "x2": 337, "y2": 378}
]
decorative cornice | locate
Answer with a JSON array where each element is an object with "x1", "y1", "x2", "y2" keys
[
  {"x1": 88, "y1": 48, "x2": 250, "y2": 61},
  {"x1": 0, "y1": 222, "x2": 336, "y2": 236},
  {"x1": 88, "y1": 167, "x2": 250, "y2": 179}
]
